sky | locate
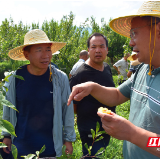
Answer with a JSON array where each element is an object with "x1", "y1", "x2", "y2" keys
[{"x1": 0, "y1": 0, "x2": 145, "y2": 27}]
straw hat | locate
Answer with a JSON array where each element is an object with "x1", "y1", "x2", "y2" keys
[
  {"x1": 8, "y1": 29, "x2": 66, "y2": 61},
  {"x1": 109, "y1": 1, "x2": 160, "y2": 38},
  {"x1": 127, "y1": 51, "x2": 137, "y2": 61}
]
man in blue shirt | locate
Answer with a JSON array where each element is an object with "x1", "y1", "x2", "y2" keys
[{"x1": 68, "y1": 1, "x2": 160, "y2": 159}]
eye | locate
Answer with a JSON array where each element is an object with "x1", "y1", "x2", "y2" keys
[
  {"x1": 36, "y1": 49, "x2": 42, "y2": 52},
  {"x1": 130, "y1": 30, "x2": 136, "y2": 39}
]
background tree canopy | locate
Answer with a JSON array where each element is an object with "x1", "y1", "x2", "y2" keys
[{"x1": 0, "y1": 11, "x2": 132, "y2": 78}]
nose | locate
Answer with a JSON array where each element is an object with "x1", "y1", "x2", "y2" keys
[
  {"x1": 129, "y1": 38, "x2": 135, "y2": 47},
  {"x1": 95, "y1": 47, "x2": 101, "y2": 53},
  {"x1": 42, "y1": 50, "x2": 50, "y2": 58}
]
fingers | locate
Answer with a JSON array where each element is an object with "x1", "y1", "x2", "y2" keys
[
  {"x1": 2, "y1": 138, "x2": 11, "y2": 154},
  {"x1": 97, "y1": 111, "x2": 115, "y2": 121},
  {"x1": 8, "y1": 144, "x2": 11, "y2": 152},
  {"x1": 65, "y1": 149, "x2": 73, "y2": 155},
  {"x1": 67, "y1": 87, "x2": 80, "y2": 106},
  {"x1": 67, "y1": 86, "x2": 86, "y2": 106},
  {"x1": 3, "y1": 147, "x2": 10, "y2": 154}
]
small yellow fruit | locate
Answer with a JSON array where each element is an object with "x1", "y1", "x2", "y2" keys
[{"x1": 98, "y1": 107, "x2": 111, "y2": 114}]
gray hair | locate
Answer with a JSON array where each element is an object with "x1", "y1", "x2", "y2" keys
[{"x1": 80, "y1": 50, "x2": 88, "y2": 56}]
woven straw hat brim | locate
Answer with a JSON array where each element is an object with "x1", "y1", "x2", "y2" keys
[
  {"x1": 8, "y1": 41, "x2": 66, "y2": 61},
  {"x1": 109, "y1": 13, "x2": 160, "y2": 38},
  {"x1": 109, "y1": 1, "x2": 160, "y2": 38}
]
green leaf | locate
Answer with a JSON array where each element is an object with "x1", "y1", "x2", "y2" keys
[
  {"x1": 3, "y1": 75, "x2": 11, "y2": 82},
  {"x1": 0, "y1": 91, "x2": 4, "y2": 101},
  {"x1": 0, "y1": 142, "x2": 7, "y2": 148},
  {"x1": 21, "y1": 154, "x2": 36, "y2": 159},
  {"x1": 96, "y1": 131, "x2": 107, "y2": 137},
  {"x1": 95, "y1": 147, "x2": 105, "y2": 156},
  {"x1": 84, "y1": 143, "x2": 88, "y2": 150},
  {"x1": 96, "y1": 122, "x2": 100, "y2": 134},
  {"x1": 36, "y1": 151, "x2": 39, "y2": 157},
  {"x1": 95, "y1": 136, "x2": 104, "y2": 142},
  {"x1": 39, "y1": 145, "x2": 46, "y2": 154},
  {"x1": 13, "y1": 75, "x2": 25, "y2": 81},
  {"x1": 1, "y1": 99, "x2": 19, "y2": 112},
  {"x1": 2, "y1": 86, "x2": 8, "y2": 93},
  {"x1": 0, "y1": 119, "x2": 17, "y2": 137},
  {"x1": 62, "y1": 145, "x2": 66, "y2": 155},
  {"x1": 11, "y1": 144, "x2": 18, "y2": 159},
  {"x1": 89, "y1": 146, "x2": 92, "y2": 151},
  {"x1": 90, "y1": 129, "x2": 95, "y2": 140}
]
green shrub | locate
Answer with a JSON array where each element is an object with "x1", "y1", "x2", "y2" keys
[{"x1": 0, "y1": 60, "x2": 29, "y2": 80}]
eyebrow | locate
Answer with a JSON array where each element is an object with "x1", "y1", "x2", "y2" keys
[{"x1": 91, "y1": 44, "x2": 105, "y2": 46}]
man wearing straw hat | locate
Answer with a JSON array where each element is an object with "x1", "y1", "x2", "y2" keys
[
  {"x1": 68, "y1": 1, "x2": 160, "y2": 158},
  {"x1": 127, "y1": 51, "x2": 141, "y2": 78},
  {"x1": 2, "y1": 29, "x2": 76, "y2": 158}
]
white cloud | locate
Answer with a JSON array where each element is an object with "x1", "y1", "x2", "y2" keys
[
  {"x1": 0, "y1": 0, "x2": 144, "y2": 27},
  {"x1": 71, "y1": 1, "x2": 86, "y2": 6}
]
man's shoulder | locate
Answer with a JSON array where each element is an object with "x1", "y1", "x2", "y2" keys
[
  {"x1": 114, "y1": 58, "x2": 123, "y2": 65},
  {"x1": 69, "y1": 63, "x2": 88, "y2": 81},
  {"x1": 73, "y1": 63, "x2": 89, "y2": 74}
]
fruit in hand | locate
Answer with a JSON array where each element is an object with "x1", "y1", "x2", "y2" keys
[{"x1": 98, "y1": 107, "x2": 111, "y2": 114}]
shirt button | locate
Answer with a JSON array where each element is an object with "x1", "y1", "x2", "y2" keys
[{"x1": 152, "y1": 75, "x2": 155, "y2": 78}]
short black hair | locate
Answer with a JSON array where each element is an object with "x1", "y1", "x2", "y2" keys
[
  {"x1": 23, "y1": 45, "x2": 33, "y2": 52},
  {"x1": 87, "y1": 33, "x2": 108, "y2": 48},
  {"x1": 142, "y1": 16, "x2": 160, "y2": 23}
]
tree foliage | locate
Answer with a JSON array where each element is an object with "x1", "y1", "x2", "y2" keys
[{"x1": 0, "y1": 12, "x2": 131, "y2": 76}]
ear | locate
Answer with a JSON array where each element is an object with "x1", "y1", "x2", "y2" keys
[
  {"x1": 23, "y1": 51, "x2": 30, "y2": 60},
  {"x1": 106, "y1": 47, "x2": 108, "y2": 54},
  {"x1": 88, "y1": 48, "x2": 90, "y2": 55}
]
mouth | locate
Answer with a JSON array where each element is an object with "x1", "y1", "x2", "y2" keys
[
  {"x1": 95, "y1": 55, "x2": 102, "y2": 58},
  {"x1": 41, "y1": 61, "x2": 49, "y2": 65}
]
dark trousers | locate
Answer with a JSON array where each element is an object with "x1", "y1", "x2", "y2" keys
[{"x1": 79, "y1": 131, "x2": 110, "y2": 159}]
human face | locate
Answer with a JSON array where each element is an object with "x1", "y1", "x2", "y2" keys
[
  {"x1": 88, "y1": 36, "x2": 108, "y2": 65},
  {"x1": 129, "y1": 17, "x2": 157, "y2": 65},
  {"x1": 24, "y1": 43, "x2": 52, "y2": 74}
]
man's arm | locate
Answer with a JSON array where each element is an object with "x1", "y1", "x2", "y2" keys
[
  {"x1": 113, "y1": 65, "x2": 120, "y2": 75},
  {"x1": 68, "y1": 82, "x2": 129, "y2": 107},
  {"x1": 98, "y1": 112, "x2": 160, "y2": 157},
  {"x1": 127, "y1": 71, "x2": 132, "y2": 78}
]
